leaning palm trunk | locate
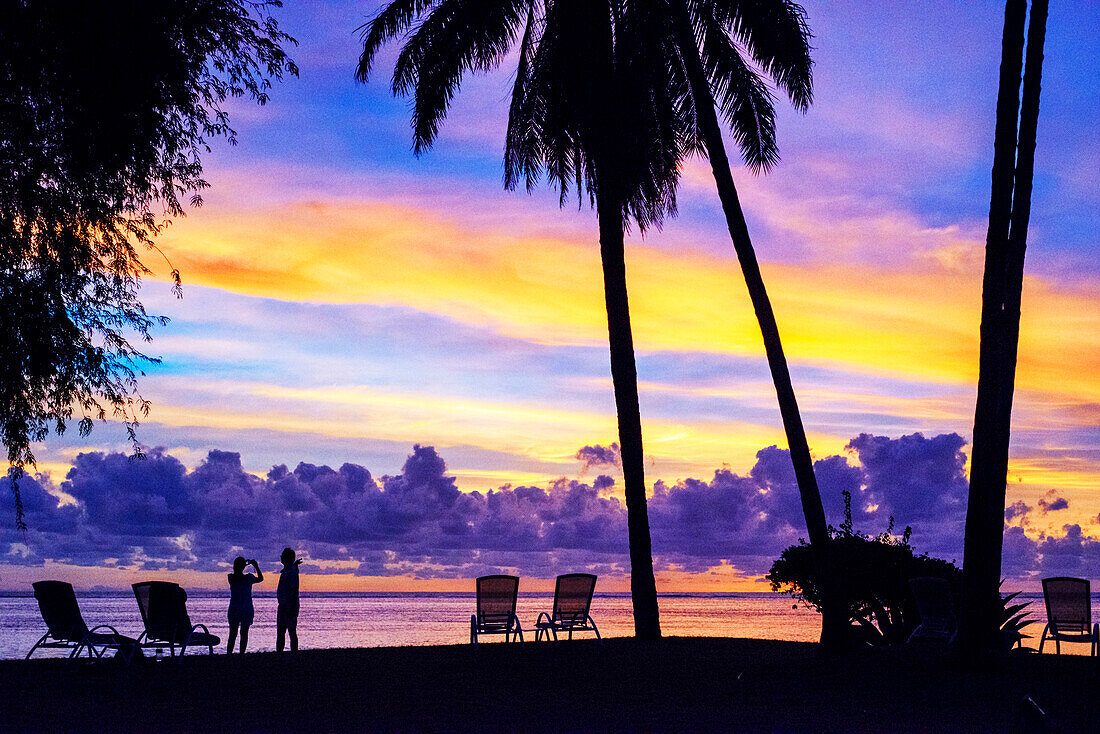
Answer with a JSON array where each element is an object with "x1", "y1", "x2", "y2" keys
[
  {"x1": 596, "y1": 180, "x2": 662, "y2": 641},
  {"x1": 962, "y1": 0, "x2": 1047, "y2": 654},
  {"x1": 669, "y1": 2, "x2": 842, "y2": 648}
]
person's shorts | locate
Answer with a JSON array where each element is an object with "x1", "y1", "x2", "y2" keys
[
  {"x1": 228, "y1": 605, "x2": 254, "y2": 627},
  {"x1": 277, "y1": 603, "x2": 299, "y2": 627}
]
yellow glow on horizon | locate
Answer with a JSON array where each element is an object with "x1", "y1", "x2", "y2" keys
[{"x1": 140, "y1": 376, "x2": 849, "y2": 485}]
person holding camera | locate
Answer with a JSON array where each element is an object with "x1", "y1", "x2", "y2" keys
[{"x1": 227, "y1": 556, "x2": 263, "y2": 653}]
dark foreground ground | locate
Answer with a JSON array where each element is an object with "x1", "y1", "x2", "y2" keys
[{"x1": 1, "y1": 637, "x2": 1096, "y2": 732}]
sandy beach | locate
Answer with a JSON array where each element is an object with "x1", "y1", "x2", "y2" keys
[{"x1": 1, "y1": 637, "x2": 1096, "y2": 732}]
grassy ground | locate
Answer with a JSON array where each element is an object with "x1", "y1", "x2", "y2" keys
[{"x1": 1, "y1": 637, "x2": 1095, "y2": 732}]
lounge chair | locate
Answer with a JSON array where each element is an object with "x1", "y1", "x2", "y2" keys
[
  {"x1": 906, "y1": 576, "x2": 957, "y2": 644},
  {"x1": 535, "y1": 573, "x2": 601, "y2": 642},
  {"x1": 132, "y1": 581, "x2": 220, "y2": 656},
  {"x1": 27, "y1": 580, "x2": 141, "y2": 662},
  {"x1": 1038, "y1": 576, "x2": 1098, "y2": 656},
  {"x1": 470, "y1": 575, "x2": 523, "y2": 645}
]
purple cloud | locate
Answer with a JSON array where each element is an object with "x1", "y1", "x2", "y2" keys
[
  {"x1": 575, "y1": 443, "x2": 621, "y2": 470},
  {"x1": 1001, "y1": 526, "x2": 1040, "y2": 579},
  {"x1": 1038, "y1": 496, "x2": 1069, "y2": 514},
  {"x1": 2, "y1": 434, "x2": 1093, "y2": 581},
  {"x1": 1035, "y1": 525, "x2": 1100, "y2": 579},
  {"x1": 1005, "y1": 500, "x2": 1031, "y2": 522},
  {"x1": 844, "y1": 432, "x2": 969, "y2": 561}
]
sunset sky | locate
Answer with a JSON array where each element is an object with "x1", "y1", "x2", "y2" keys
[{"x1": 2, "y1": 1, "x2": 1097, "y2": 592}]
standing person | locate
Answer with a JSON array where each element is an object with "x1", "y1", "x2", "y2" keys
[
  {"x1": 227, "y1": 556, "x2": 263, "y2": 653},
  {"x1": 277, "y1": 547, "x2": 302, "y2": 651}
]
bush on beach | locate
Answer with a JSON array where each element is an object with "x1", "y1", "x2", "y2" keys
[{"x1": 768, "y1": 490, "x2": 962, "y2": 646}]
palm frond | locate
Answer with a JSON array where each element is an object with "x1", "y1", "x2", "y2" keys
[
  {"x1": 504, "y1": 6, "x2": 543, "y2": 192},
  {"x1": 517, "y1": 0, "x2": 614, "y2": 204},
  {"x1": 705, "y1": 0, "x2": 814, "y2": 110},
  {"x1": 356, "y1": 0, "x2": 440, "y2": 82},
  {"x1": 393, "y1": 0, "x2": 530, "y2": 153},
  {"x1": 697, "y1": 5, "x2": 778, "y2": 172},
  {"x1": 361, "y1": 0, "x2": 688, "y2": 230}
]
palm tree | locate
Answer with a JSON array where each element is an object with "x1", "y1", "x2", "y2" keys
[
  {"x1": 356, "y1": 0, "x2": 685, "y2": 640},
  {"x1": 962, "y1": 0, "x2": 1048, "y2": 654},
  {"x1": 621, "y1": 0, "x2": 842, "y2": 645}
]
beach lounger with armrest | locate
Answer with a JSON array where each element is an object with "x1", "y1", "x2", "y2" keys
[
  {"x1": 470, "y1": 575, "x2": 523, "y2": 645},
  {"x1": 1038, "y1": 576, "x2": 1098, "y2": 656},
  {"x1": 27, "y1": 580, "x2": 141, "y2": 662},
  {"x1": 906, "y1": 576, "x2": 957, "y2": 644},
  {"x1": 133, "y1": 581, "x2": 220, "y2": 656},
  {"x1": 535, "y1": 573, "x2": 601, "y2": 642}
]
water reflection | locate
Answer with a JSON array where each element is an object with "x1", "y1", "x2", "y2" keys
[{"x1": 2, "y1": 592, "x2": 1095, "y2": 659}]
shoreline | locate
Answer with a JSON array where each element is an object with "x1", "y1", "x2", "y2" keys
[{"x1": 2, "y1": 637, "x2": 1096, "y2": 732}]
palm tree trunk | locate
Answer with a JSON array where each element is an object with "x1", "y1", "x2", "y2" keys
[
  {"x1": 1004, "y1": 1, "x2": 1047, "y2": 338},
  {"x1": 595, "y1": 181, "x2": 662, "y2": 641},
  {"x1": 961, "y1": 0, "x2": 1030, "y2": 654},
  {"x1": 669, "y1": 2, "x2": 843, "y2": 649}
]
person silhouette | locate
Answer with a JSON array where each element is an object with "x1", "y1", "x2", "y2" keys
[
  {"x1": 277, "y1": 547, "x2": 302, "y2": 652},
  {"x1": 227, "y1": 556, "x2": 262, "y2": 653}
]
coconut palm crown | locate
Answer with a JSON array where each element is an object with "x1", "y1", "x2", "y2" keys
[{"x1": 357, "y1": 0, "x2": 685, "y2": 231}]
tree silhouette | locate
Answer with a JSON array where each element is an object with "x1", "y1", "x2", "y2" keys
[
  {"x1": 619, "y1": 0, "x2": 841, "y2": 646},
  {"x1": 0, "y1": 0, "x2": 297, "y2": 528},
  {"x1": 357, "y1": 0, "x2": 689, "y2": 639},
  {"x1": 962, "y1": 0, "x2": 1048, "y2": 654}
]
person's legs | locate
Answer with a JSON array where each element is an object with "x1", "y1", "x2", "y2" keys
[
  {"x1": 227, "y1": 621, "x2": 239, "y2": 654},
  {"x1": 288, "y1": 619, "x2": 298, "y2": 651},
  {"x1": 277, "y1": 604, "x2": 289, "y2": 651},
  {"x1": 239, "y1": 623, "x2": 250, "y2": 653}
]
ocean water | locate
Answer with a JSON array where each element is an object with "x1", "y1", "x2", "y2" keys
[{"x1": 2, "y1": 590, "x2": 1095, "y2": 660}]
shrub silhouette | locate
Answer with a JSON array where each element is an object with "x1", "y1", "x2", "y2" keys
[{"x1": 768, "y1": 490, "x2": 961, "y2": 645}]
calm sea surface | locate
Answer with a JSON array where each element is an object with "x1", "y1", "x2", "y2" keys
[{"x1": 2, "y1": 591, "x2": 1095, "y2": 660}]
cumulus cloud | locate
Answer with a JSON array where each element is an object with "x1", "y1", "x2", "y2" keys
[
  {"x1": 575, "y1": 443, "x2": 621, "y2": 470},
  {"x1": 1005, "y1": 501, "x2": 1031, "y2": 523},
  {"x1": 2, "y1": 434, "x2": 1094, "y2": 581},
  {"x1": 1035, "y1": 525, "x2": 1100, "y2": 579},
  {"x1": 1038, "y1": 496, "x2": 1070, "y2": 514}
]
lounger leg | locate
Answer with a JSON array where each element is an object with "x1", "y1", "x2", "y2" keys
[
  {"x1": 589, "y1": 616, "x2": 602, "y2": 642},
  {"x1": 470, "y1": 615, "x2": 478, "y2": 646},
  {"x1": 26, "y1": 633, "x2": 49, "y2": 660},
  {"x1": 1038, "y1": 624, "x2": 1049, "y2": 654}
]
